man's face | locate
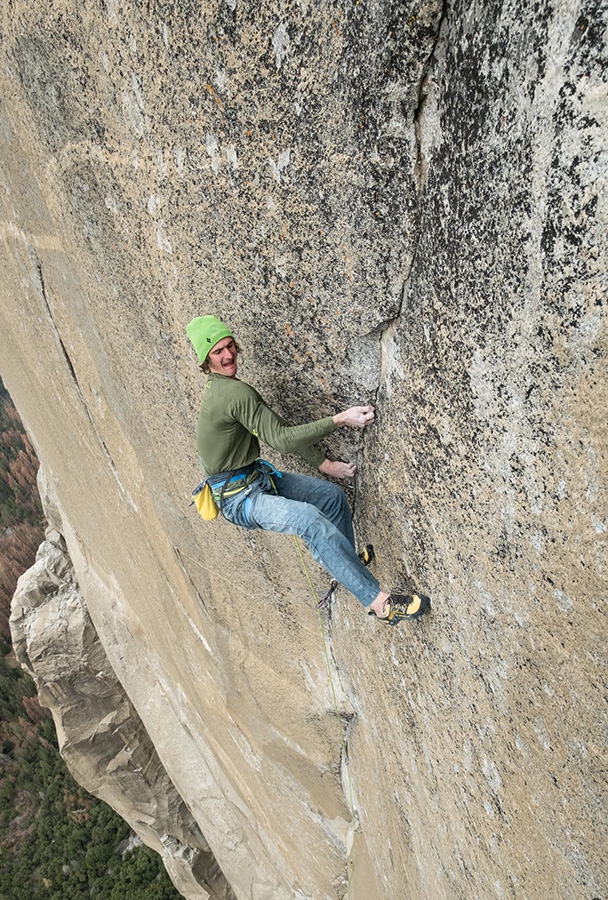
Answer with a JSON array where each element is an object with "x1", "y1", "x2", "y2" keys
[{"x1": 207, "y1": 336, "x2": 238, "y2": 377}]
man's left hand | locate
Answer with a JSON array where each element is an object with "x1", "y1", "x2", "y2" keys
[{"x1": 319, "y1": 459, "x2": 357, "y2": 479}]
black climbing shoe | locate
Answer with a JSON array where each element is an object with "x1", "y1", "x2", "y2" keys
[
  {"x1": 368, "y1": 592, "x2": 431, "y2": 625},
  {"x1": 358, "y1": 544, "x2": 375, "y2": 567}
]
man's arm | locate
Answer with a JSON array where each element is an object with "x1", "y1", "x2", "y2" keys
[
  {"x1": 274, "y1": 403, "x2": 376, "y2": 477},
  {"x1": 232, "y1": 384, "x2": 337, "y2": 455},
  {"x1": 275, "y1": 406, "x2": 375, "y2": 478},
  {"x1": 318, "y1": 405, "x2": 376, "y2": 479},
  {"x1": 232, "y1": 383, "x2": 375, "y2": 476},
  {"x1": 271, "y1": 407, "x2": 376, "y2": 471},
  {"x1": 270, "y1": 410, "x2": 327, "y2": 468}
]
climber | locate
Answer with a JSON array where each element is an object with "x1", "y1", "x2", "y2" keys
[{"x1": 187, "y1": 315, "x2": 430, "y2": 625}]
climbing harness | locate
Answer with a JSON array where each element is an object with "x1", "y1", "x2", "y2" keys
[
  {"x1": 207, "y1": 462, "x2": 257, "y2": 502},
  {"x1": 191, "y1": 459, "x2": 278, "y2": 521}
]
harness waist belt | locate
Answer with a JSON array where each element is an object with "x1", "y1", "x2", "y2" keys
[{"x1": 207, "y1": 462, "x2": 256, "y2": 488}]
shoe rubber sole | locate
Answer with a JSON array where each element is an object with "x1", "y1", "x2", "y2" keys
[
  {"x1": 358, "y1": 544, "x2": 375, "y2": 567},
  {"x1": 368, "y1": 592, "x2": 431, "y2": 625}
]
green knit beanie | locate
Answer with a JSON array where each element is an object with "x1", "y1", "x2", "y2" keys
[{"x1": 186, "y1": 316, "x2": 233, "y2": 363}]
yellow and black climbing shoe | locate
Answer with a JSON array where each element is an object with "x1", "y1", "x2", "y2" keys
[
  {"x1": 358, "y1": 544, "x2": 375, "y2": 567},
  {"x1": 368, "y1": 592, "x2": 431, "y2": 625}
]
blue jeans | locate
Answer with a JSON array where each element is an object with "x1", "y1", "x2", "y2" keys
[{"x1": 220, "y1": 470, "x2": 380, "y2": 607}]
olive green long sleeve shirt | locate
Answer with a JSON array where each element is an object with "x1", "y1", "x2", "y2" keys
[{"x1": 196, "y1": 373, "x2": 336, "y2": 475}]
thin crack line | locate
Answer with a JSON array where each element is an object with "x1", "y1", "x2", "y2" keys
[
  {"x1": 30, "y1": 249, "x2": 136, "y2": 509},
  {"x1": 355, "y1": 5, "x2": 447, "y2": 494},
  {"x1": 413, "y1": 1, "x2": 448, "y2": 196}
]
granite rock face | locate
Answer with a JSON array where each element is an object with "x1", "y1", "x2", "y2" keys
[
  {"x1": 1, "y1": 1, "x2": 606, "y2": 899},
  {"x1": 11, "y1": 520, "x2": 234, "y2": 900}
]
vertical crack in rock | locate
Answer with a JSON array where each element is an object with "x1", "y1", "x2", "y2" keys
[
  {"x1": 353, "y1": 1, "x2": 448, "y2": 439},
  {"x1": 413, "y1": 1, "x2": 447, "y2": 197},
  {"x1": 174, "y1": 545, "x2": 210, "y2": 614},
  {"x1": 317, "y1": 601, "x2": 358, "y2": 742},
  {"x1": 317, "y1": 595, "x2": 366, "y2": 897},
  {"x1": 32, "y1": 251, "x2": 80, "y2": 393},
  {"x1": 342, "y1": 10, "x2": 450, "y2": 756},
  {"x1": 10, "y1": 526, "x2": 236, "y2": 900},
  {"x1": 313, "y1": 592, "x2": 360, "y2": 876},
  {"x1": 30, "y1": 248, "x2": 136, "y2": 510}
]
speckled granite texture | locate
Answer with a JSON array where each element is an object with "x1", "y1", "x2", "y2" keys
[{"x1": 1, "y1": 1, "x2": 606, "y2": 898}]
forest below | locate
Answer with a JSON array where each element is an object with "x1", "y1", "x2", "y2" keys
[{"x1": 0, "y1": 378, "x2": 183, "y2": 900}]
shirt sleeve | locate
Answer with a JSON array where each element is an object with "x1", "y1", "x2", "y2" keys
[
  {"x1": 230, "y1": 384, "x2": 335, "y2": 465},
  {"x1": 272, "y1": 413, "x2": 327, "y2": 468}
]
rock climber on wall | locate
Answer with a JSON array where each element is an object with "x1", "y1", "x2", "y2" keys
[{"x1": 187, "y1": 315, "x2": 431, "y2": 625}]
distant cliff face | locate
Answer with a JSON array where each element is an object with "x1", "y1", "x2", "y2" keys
[{"x1": 1, "y1": 1, "x2": 606, "y2": 899}]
